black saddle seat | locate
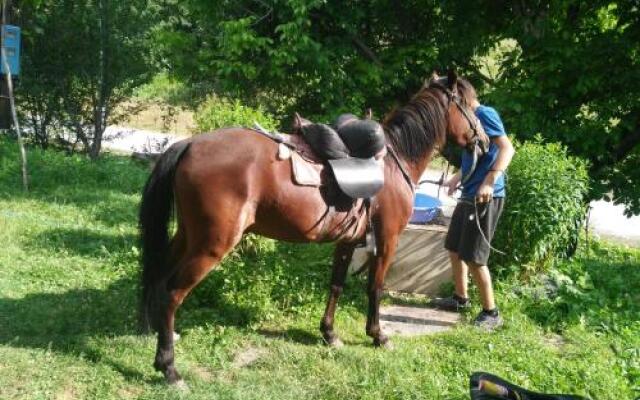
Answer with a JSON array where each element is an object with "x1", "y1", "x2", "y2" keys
[
  {"x1": 333, "y1": 114, "x2": 385, "y2": 158},
  {"x1": 300, "y1": 114, "x2": 385, "y2": 160},
  {"x1": 295, "y1": 113, "x2": 386, "y2": 199},
  {"x1": 300, "y1": 123, "x2": 350, "y2": 160}
]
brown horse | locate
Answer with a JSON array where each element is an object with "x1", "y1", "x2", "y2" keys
[{"x1": 139, "y1": 71, "x2": 482, "y2": 385}]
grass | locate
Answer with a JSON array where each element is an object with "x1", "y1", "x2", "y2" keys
[{"x1": 0, "y1": 136, "x2": 638, "y2": 399}]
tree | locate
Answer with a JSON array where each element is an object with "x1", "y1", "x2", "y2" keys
[
  {"x1": 152, "y1": 0, "x2": 493, "y2": 120},
  {"x1": 17, "y1": 0, "x2": 155, "y2": 158},
  {"x1": 467, "y1": 1, "x2": 640, "y2": 215}
]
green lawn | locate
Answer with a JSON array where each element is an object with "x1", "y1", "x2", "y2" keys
[{"x1": 0, "y1": 137, "x2": 638, "y2": 399}]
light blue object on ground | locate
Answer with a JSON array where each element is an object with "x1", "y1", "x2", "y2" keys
[{"x1": 410, "y1": 193, "x2": 443, "y2": 224}]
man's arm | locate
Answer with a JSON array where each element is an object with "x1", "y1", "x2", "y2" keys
[
  {"x1": 476, "y1": 135, "x2": 515, "y2": 203},
  {"x1": 445, "y1": 171, "x2": 462, "y2": 196}
]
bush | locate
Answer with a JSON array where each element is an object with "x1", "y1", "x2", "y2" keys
[
  {"x1": 234, "y1": 233, "x2": 277, "y2": 258},
  {"x1": 492, "y1": 138, "x2": 589, "y2": 274},
  {"x1": 194, "y1": 96, "x2": 278, "y2": 133}
]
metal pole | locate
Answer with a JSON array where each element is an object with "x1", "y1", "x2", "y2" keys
[{"x1": 2, "y1": 0, "x2": 28, "y2": 191}]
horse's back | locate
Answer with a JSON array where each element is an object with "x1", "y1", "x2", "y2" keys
[{"x1": 173, "y1": 128, "x2": 335, "y2": 242}]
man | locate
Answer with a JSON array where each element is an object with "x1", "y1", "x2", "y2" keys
[{"x1": 432, "y1": 78, "x2": 515, "y2": 330}]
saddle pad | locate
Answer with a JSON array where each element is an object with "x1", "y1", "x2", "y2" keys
[{"x1": 291, "y1": 151, "x2": 322, "y2": 186}]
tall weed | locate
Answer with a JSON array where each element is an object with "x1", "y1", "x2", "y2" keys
[{"x1": 492, "y1": 138, "x2": 589, "y2": 274}]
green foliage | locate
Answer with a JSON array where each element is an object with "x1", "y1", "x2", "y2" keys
[
  {"x1": 134, "y1": 72, "x2": 214, "y2": 108},
  {"x1": 194, "y1": 96, "x2": 278, "y2": 133},
  {"x1": 521, "y1": 241, "x2": 640, "y2": 333},
  {"x1": 152, "y1": 0, "x2": 476, "y2": 120},
  {"x1": 474, "y1": 2, "x2": 640, "y2": 215},
  {"x1": 187, "y1": 242, "x2": 340, "y2": 327},
  {"x1": 492, "y1": 139, "x2": 590, "y2": 273},
  {"x1": 234, "y1": 233, "x2": 277, "y2": 258}
]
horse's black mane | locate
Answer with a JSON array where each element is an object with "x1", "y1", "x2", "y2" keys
[{"x1": 383, "y1": 87, "x2": 447, "y2": 163}]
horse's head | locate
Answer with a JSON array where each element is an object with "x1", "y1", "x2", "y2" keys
[{"x1": 426, "y1": 70, "x2": 489, "y2": 155}]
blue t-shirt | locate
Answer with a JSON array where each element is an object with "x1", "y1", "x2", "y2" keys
[{"x1": 460, "y1": 105, "x2": 506, "y2": 198}]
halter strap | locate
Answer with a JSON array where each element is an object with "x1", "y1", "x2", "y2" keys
[
  {"x1": 386, "y1": 145, "x2": 415, "y2": 193},
  {"x1": 428, "y1": 82, "x2": 487, "y2": 185}
]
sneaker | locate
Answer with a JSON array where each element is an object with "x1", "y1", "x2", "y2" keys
[
  {"x1": 473, "y1": 309, "x2": 504, "y2": 331},
  {"x1": 429, "y1": 294, "x2": 471, "y2": 312}
]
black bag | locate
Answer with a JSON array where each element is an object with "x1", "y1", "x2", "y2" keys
[{"x1": 470, "y1": 372, "x2": 590, "y2": 400}]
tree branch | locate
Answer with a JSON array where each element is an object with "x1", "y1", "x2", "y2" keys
[
  {"x1": 615, "y1": 116, "x2": 640, "y2": 162},
  {"x1": 351, "y1": 35, "x2": 382, "y2": 67},
  {"x1": 593, "y1": 116, "x2": 640, "y2": 173}
]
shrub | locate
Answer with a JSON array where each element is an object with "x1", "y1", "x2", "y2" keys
[
  {"x1": 234, "y1": 233, "x2": 277, "y2": 258},
  {"x1": 492, "y1": 138, "x2": 589, "y2": 274},
  {"x1": 194, "y1": 96, "x2": 278, "y2": 133}
]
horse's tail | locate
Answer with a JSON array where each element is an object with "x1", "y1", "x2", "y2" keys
[{"x1": 138, "y1": 140, "x2": 191, "y2": 333}]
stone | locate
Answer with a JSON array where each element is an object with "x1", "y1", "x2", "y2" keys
[{"x1": 380, "y1": 305, "x2": 461, "y2": 336}]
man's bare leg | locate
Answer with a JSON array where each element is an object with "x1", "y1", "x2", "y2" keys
[
  {"x1": 468, "y1": 262, "x2": 495, "y2": 311},
  {"x1": 450, "y1": 251, "x2": 469, "y2": 299}
]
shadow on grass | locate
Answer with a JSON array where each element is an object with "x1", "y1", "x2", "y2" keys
[
  {"x1": 27, "y1": 227, "x2": 137, "y2": 258},
  {"x1": 257, "y1": 327, "x2": 322, "y2": 345},
  {"x1": 0, "y1": 274, "x2": 267, "y2": 383},
  {"x1": 0, "y1": 241, "x2": 371, "y2": 382},
  {"x1": 0, "y1": 275, "x2": 153, "y2": 381}
]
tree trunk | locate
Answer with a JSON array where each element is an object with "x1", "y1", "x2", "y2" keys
[{"x1": 88, "y1": 0, "x2": 110, "y2": 161}]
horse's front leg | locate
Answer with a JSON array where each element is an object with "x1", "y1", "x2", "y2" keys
[
  {"x1": 320, "y1": 242, "x2": 356, "y2": 347},
  {"x1": 366, "y1": 235, "x2": 399, "y2": 348}
]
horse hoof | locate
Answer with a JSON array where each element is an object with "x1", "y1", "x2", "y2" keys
[
  {"x1": 173, "y1": 331, "x2": 181, "y2": 342},
  {"x1": 172, "y1": 379, "x2": 189, "y2": 392},
  {"x1": 382, "y1": 340, "x2": 394, "y2": 350},
  {"x1": 373, "y1": 337, "x2": 393, "y2": 349}
]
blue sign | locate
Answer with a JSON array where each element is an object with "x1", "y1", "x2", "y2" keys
[{"x1": 1, "y1": 25, "x2": 20, "y2": 75}]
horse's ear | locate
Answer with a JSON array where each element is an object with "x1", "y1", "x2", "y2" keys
[
  {"x1": 425, "y1": 70, "x2": 440, "y2": 88},
  {"x1": 447, "y1": 69, "x2": 458, "y2": 91},
  {"x1": 364, "y1": 108, "x2": 373, "y2": 120}
]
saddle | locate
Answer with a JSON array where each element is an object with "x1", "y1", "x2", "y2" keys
[{"x1": 289, "y1": 113, "x2": 386, "y2": 199}]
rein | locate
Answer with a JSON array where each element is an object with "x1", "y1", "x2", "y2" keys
[
  {"x1": 457, "y1": 197, "x2": 506, "y2": 256},
  {"x1": 386, "y1": 144, "x2": 415, "y2": 193}
]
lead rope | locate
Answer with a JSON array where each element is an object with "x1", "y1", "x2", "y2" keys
[
  {"x1": 471, "y1": 197, "x2": 505, "y2": 256},
  {"x1": 456, "y1": 171, "x2": 509, "y2": 256}
]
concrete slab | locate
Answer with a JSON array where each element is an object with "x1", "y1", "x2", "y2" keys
[{"x1": 380, "y1": 305, "x2": 461, "y2": 336}]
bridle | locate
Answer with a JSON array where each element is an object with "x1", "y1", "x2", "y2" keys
[
  {"x1": 429, "y1": 81, "x2": 488, "y2": 185},
  {"x1": 384, "y1": 81, "x2": 489, "y2": 195}
]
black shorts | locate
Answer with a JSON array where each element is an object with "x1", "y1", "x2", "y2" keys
[{"x1": 444, "y1": 197, "x2": 504, "y2": 266}]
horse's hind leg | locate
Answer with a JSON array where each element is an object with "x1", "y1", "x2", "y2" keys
[
  {"x1": 366, "y1": 235, "x2": 399, "y2": 348},
  {"x1": 320, "y1": 243, "x2": 356, "y2": 347},
  {"x1": 154, "y1": 225, "x2": 245, "y2": 385}
]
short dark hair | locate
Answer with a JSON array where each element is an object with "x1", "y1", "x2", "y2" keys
[{"x1": 456, "y1": 78, "x2": 478, "y2": 105}]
